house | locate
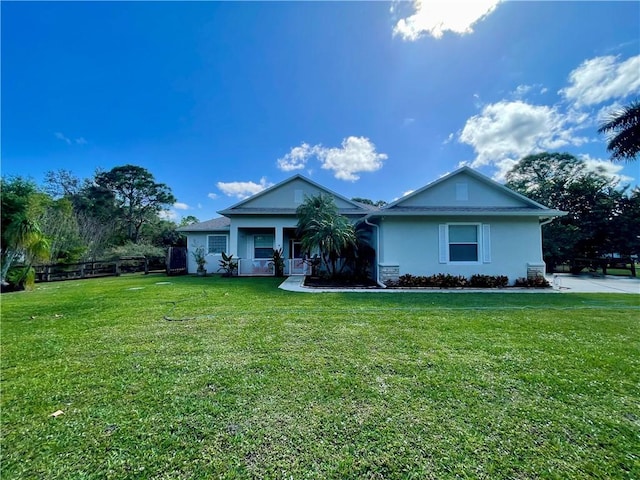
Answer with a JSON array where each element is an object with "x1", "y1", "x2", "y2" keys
[{"x1": 177, "y1": 167, "x2": 565, "y2": 284}]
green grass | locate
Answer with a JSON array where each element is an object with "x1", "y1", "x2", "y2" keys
[{"x1": 2, "y1": 274, "x2": 639, "y2": 479}]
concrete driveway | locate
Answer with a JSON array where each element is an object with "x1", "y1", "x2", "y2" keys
[{"x1": 550, "y1": 273, "x2": 640, "y2": 294}]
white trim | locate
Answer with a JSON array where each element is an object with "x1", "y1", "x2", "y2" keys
[
  {"x1": 440, "y1": 223, "x2": 486, "y2": 265},
  {"x1": 482, "y1": 224, "x2": 491, "y2": 263}
]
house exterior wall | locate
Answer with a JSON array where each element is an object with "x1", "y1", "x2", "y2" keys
[
  {"x1": 398, "y1": 172, "x2": 525, "y2": 208},
  {"x1": 378, "y1": 215, "x2": 543, "y2": 284},
  {"x1": 186, "y1": 232, "x2": 229, "y2": 273},
  {"x1": 237, "y1": 178, "x2": 356, "y2": 209}
]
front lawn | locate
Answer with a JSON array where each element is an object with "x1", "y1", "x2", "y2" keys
[{"x1": 2, "y1": 275, "x2": 639, "y2": 479}]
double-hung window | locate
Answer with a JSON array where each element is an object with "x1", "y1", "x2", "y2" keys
[
  {"x1": 439, "y1": 223, "x2": 491, "y2": 264},
  {"x1": 207, "y1": 235, "x2": 227, "y2": 255},
  {"x1": 449, "y1": 224, "x2": 479, "y2": 262},
  {"x1": 254, "y1": 234, "x2": 274, "y2": 259}
]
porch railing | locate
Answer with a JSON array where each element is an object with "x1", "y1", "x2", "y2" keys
[{"x1": 237, "y1": 258, "x2": 309, "y2": 276}]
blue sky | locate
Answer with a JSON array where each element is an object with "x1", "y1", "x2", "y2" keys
[{"x1": 2, "y1": 1, "x2": 639, "y2": 222}]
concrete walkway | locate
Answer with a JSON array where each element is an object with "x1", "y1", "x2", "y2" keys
[{"x1": 279, "y1": 274, "x2": 640, "y2": 294}]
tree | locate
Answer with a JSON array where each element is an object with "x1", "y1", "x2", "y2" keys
[
  {"x1": 351, "y1": 197, "x2": 387, "y2": 207},
  {"x1": 179, "y1": 215, "x2": 200, "y2": 227},
  {"x1": 94, "y1": 165, "x2": 176, "y2": 243},
  {"x1": 1, "y1": 177, "x2": 50, "y2": 286},
  {"x1": 598, "y1": 100, "x2": 640, "y2": 162},
  {"x1": 296, "y1": 194, "x2": 356, "y2": 278},
  {"x1": 505, "y1": 152, "x2": 625, "y2": 270}
]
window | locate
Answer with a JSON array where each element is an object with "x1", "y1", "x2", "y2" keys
[
  {"x1": 439, "y1": 224, "x2": 490, "y2": 264},
  {"x1": 254, "y1": 234, "x2": 274, "y2": 258},
  {"x1": 290, "y1": 240, "x2": 304, "y2": 259},
  {"x1": 207, "y1": 235, "x2": 227, "y2": 255},
  {"x1": 448, "y1": 225, "x2": 478, "y2": 262}
]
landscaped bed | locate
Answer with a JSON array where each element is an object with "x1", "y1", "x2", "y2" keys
[{"x1": 2, "y1": 274, "x2": 638, "y2": 479}]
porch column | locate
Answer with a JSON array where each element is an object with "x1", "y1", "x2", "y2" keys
[
  {"x1": 275, "y1": 227, "x2": 284, "y2": 252},
  {"x1": 229, "y1": 225, "x2": 239, "y2": 257}
]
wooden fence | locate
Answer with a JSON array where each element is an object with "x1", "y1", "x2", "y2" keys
[{"x1": 33, "y1": 256, "x2": 166, "y2": 283}]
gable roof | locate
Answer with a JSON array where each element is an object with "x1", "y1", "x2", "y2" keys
[
  {"x1": 176, "y1": 216, "x2": 231, "y2": 232},
  {"x1": 373, "y1": 166, "x2": 565, "y2": 219},
  {"x1": 218, "y1": 174, "x2": 374, "y2": 216}
]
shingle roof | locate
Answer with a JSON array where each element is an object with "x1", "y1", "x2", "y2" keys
[
  {"x1": 176, "y1": 216, "x2": 231, "y2": 232},
  {"x1": 369, "y1": 206, "x2": 565, "y2": 218},
  {"x1": 220, "y1": 208, "x2": 371, "y2": 215}
]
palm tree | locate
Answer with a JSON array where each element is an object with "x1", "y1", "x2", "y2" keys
[
  {"x1": 1, "y1": 216, "x2": 50, "y2": 286},
  {"x1": 296, "y1": 194, "x2": 356, "y2": 278},
  {"x1": 598, "y1": 100, "x2": 640, "y2": 161}
]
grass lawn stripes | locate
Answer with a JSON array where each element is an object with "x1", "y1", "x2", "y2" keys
[{"x1": 2, "y1": 274, "x2": 639, "y2": 479}]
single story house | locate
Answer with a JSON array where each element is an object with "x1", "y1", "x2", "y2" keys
[{"x1": 177, "y1": 166, "x2": 565, "y2": 284}]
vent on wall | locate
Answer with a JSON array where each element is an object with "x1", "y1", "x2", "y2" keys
[
  {"x1": 456, "y1": 182, "x2": 468, "y2": 201},
  {"x1": 294, "y1": 189, "x2": 303, "y2": 205}
]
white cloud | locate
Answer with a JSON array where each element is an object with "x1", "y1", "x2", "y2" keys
[
  {"x1": 217, "y1": 177, "x2": 273, "y2": 199},
  {"x1": 403, "y1": 117, "x2": 416, "y2": 127},
  {"x1": 579, "y1": 154, "x2": 633, "y2": 184},
  {"x1": 207, "y1": 193, "x2": 219, "y2": 200},
  {"x1": 394, "y1": 0, "x2": 502, "y2": 41},
  {"x1": 560, "y1": 54, "x2": 640, "y2": 107},
  {"x1": 319, "y1": 136, "x2": 388, "y2": 181},
  {"x1": 459, "y1": 100, "x2": 588, "y2": 179},
  {"x1": 55, "y1": 132, "x2": 72, "y2": 145},
  {"x1": 159, "y1": 209, "x2": 178, "y2": 221},
  {"x1": 174, "y1": 202, "x2": 190, "y2": 210},
  {"x1": 277, "y1": 143, "x2": 318, "y2": 171},
  {"x1": 55, "y1": 132, "x2": 87, "y2": 145},
  {"x1": 277, "y1": 137, "x2": 387, "y2": 181}
]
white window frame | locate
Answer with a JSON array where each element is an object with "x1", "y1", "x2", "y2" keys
[
  {"x1": 253, "y1": 234, "x2": 274, "y2": 259},
  {"x1": 207, "y1": 234, "x2": 228, "y2": 255},
  {"x1": 439, "y1": 223, "x2": 491, "y2": 265}
]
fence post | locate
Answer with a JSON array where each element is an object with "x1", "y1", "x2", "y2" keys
[
  {"x1": 115, "y1": 261, "x2": 121, "y2": 276},
  {"x1": 144, "y1": 257, "x2": 149, "y2": 275}
]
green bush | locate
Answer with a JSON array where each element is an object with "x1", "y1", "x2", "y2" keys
[
  {"x1": 5, "y1": 266, "x2": 36, "y2": 291},
  {"x1": 514, "y1": 276, "x2": 551, "y2": 288},
  {"x1": 388, "y1": 273, "x2": 511, "y2": 288}
]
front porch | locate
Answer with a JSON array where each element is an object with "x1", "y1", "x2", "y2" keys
[{"x1": 234, "y1": 226, "x2": 307, "y2": 276}]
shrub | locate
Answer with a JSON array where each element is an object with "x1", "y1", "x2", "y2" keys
[
  {"x1": 514, "y1": 276, "x2": 551, "y2": 288},
  {"x1": 469, "y1": 274, "x2": 509, "y2": 288},
  {"x1": 4, "y1": 266, "x2": 36, "y2": 292},
  {"x1": 387, "y1": 273, "x2": 512, "y2": 289}
]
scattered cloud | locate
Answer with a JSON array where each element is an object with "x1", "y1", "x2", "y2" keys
[
  {"x1": 560, "y1": 54, "x2": 640, "y2": 107},
  {"x1": 443, "y1": 132, "x2": 454, "y2": 144},
  {"x1": 217, "y1": 177, "x2": 273, "y2": 199},
  {"x1": 319, "y1": 136, "x2": 388, "y2": 181},
  {"x1": 207, "y1": 193, "x2": 219, "y2": 200},
  {"x1": 55, "y1": 132, "x2": 87, "y2": 145},
  {"x1": 277, "y1": 136, "x2": 387, "y2": 181},
  {"x1": 277, "y1": 142, "x2": 319, "y2": 172},
  {"x1": 459, "y1": 100, "x2": 588, "y2": 179},
  {"x1": 456, "y1": 53, "x2": 639, "y2": 181},
  {"x1": 174, "y1": 202, "x2": 190, "y2": 210},
  {"x1": 403, "y1": 117, "x2": 416, "y2": 127},
  {"x1": 393, "y1": 0, "x2": 502, "y2": 41},
  {"x1": 55, "y1": 132, "x2": 72, "y2": 145},
  {"x1": 511, "y1": 83, "x2": 549, "y2": 99},
  {"x1": 579, "y1": 154, "x2": 634, "y2": 184},
  {"x1": 159, "y1": 209, "x2": 178, "y2": 221}
]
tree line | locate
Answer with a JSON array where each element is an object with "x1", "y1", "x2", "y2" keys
[{"x1": 1, "y1": 165, "x2": 195, "y2": 290}]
